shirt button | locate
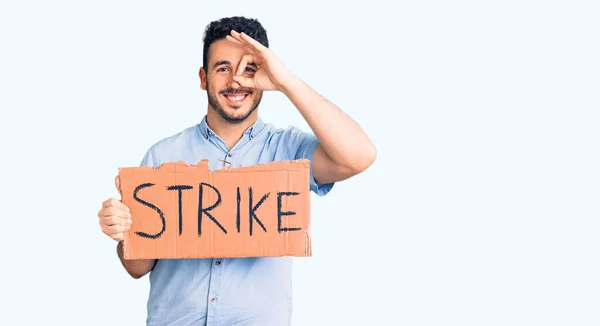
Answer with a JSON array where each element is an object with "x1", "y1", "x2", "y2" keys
[
  {"x1": 215, "y1": 260, "x2": 221, "y2": 266},
  {"x1": 210, "y1": 297, "x2": 217, "y2": 303},
  {"x1": 228, "y1": 153, "x2": 232, "y2": 157}
]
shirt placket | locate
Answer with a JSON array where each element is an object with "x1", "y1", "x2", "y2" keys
[
  {"x1": 205, "y1": 130, "x2": 251, "y2": 325},
  {"x1": 206, "y1": 258, "x2": 224, "y2": 325}
]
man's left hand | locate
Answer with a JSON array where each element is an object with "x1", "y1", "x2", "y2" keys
[{"x1": 226, "y1": 30, "x2": 296, "y2": 92}]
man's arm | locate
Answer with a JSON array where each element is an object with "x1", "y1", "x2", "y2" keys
[
  {"x1": 227, "y1": 31, "x2": 376, "y2": 184},
  {"x1": 281, "y1": 77, "x2": 376, "y2": 184},
  {"x1": 117, "y1": 241, "x2": 157, "y2": 279}
]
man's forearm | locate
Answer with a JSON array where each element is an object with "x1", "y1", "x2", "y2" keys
[
  {"x1": 280, "y1": 76, "x2": 376, "y2": 172},
  {"x1": 117, "y1": 241, "x2": 157, "y2": 279}
]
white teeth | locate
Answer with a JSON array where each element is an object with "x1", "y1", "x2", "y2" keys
[{"x1": 226, "y1": 95, "x2": 245, "y2": 101}]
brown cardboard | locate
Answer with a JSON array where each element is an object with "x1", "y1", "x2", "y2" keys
[{"x1": 118, "y1": 159, "x2": 312, "y2": 260}]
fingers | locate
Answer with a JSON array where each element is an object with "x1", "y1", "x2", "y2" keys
[
  {"x1": 226, "y1": 35, "x2": 244, "y2": 46},
  {"x1": 232, "y1": 75, "x2": 255, "y2": 89},
  {"x1": 98, "y1": 197, "x2": 132, "y2": 242},
  {"x1": 236, "y1": 54, "x2": 254, "y2": 76},
  {"x1": 226, "y1": 34, "x2": 255, "y2": 55},
  {"x1": 100, "y1": 213, "x2": 132, "y2": 227},
  {"x1": 99, "y1": 216, "x2": 130, "y2": 242},
  {"x1": 98, "y1": 200, "x2": 131, "y2": 225},
  {"x1": 229, "y1": 30, "x2": 249, "y2": 46},
  {"x1": 101, "y1": 197, "x2": 130, "y2": 213},
  {"x1": 102, "y1": 222, "x2": 130, "y2": 235},
  {"x1": 230, "y1": 30, "x2": 267, "y2": 52},
  {"x1": 114, "y1": 175, "x2": 121, "y2": 193}
]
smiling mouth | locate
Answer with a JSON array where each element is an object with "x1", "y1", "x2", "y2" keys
[{"x1": 221, "y1": 92, "x2": 250, "y2": 104}]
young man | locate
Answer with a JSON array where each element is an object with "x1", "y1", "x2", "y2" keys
[{"x1": 97, "y1": 16, "x2": 376, "y2": 325}]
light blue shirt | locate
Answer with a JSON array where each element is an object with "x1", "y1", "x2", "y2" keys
[{"x1": 139, "y1": 115, "x2": 334, "y2": 326}]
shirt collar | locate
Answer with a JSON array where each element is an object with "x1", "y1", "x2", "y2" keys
[{"x1": 199, "y1": 115, "x2": 265, "y2": 140}]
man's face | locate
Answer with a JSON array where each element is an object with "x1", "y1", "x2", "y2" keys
[{"x1": 201, "y1": 38, "x2": 262, "y2": 124}]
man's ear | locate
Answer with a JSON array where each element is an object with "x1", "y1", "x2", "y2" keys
[{"x1": 199, "y1": 67, "x2": 207, "y2": 90}]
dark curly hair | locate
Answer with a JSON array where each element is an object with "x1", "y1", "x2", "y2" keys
[{"x1": 202, "y1": 16, "x2": 269, "y2": 70}]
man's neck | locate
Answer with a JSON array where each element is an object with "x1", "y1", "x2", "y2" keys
[{"x1": 206, "y1": 110, "x2": 257, "y2": 150}]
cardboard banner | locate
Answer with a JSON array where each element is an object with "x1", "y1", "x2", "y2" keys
[{"x1": 118, "y1": 159, "x2": 311, "y2": 259}]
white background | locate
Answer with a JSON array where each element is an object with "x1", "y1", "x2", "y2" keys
[{"x1": 1, "y1": 1, "x2": 599, "y2": 325}]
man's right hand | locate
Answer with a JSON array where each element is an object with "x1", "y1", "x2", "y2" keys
[
  {"x1": 98, "y1": 176, "x2": 132, "y2": 241},
  {"x1": 99, "y1": 175, "x2": 156, "y2": 279}
]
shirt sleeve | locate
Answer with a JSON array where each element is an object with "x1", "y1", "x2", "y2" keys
[
  {"x1": 140, "y1": 145, "x2": 158, "y2": 168},
  {"x1": 284, "y1": 127, "x2": 334, "y2": 196}
]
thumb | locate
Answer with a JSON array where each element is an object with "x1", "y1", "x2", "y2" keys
[
  {"x1": 114, "y1": 175, "x2": 121, "y2": 195},
  {"x1": 232, "y1": 75, "x2": 255, "y2": 89}
]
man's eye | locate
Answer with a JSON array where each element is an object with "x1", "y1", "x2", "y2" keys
[
  {"x1": 244, "y1": 67, "x2": 255, "y2": 73},
  {"x1": 217, "y1": 67, "x2": 229, "y2": 72}
]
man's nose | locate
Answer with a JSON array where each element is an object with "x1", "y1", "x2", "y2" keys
[{"x1": 228, "y1": 71, "x2": 240, "y2": 89}]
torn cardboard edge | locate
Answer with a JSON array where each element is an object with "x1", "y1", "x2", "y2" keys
[{"x1": 118, "y1": 158, "x2": 311, "y2": 174}]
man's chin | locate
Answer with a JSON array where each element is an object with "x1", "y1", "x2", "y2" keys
[
  {"x1": 223, "y1": 117, "x2": 246, "y2": 124},
  {"x1": 219, "y1": 111, "x2": 251, "y2": 123}
]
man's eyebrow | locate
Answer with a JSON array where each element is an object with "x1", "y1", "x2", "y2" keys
[{"x1": 213, "y1": 60, "x2": 230, "y2": 69}]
